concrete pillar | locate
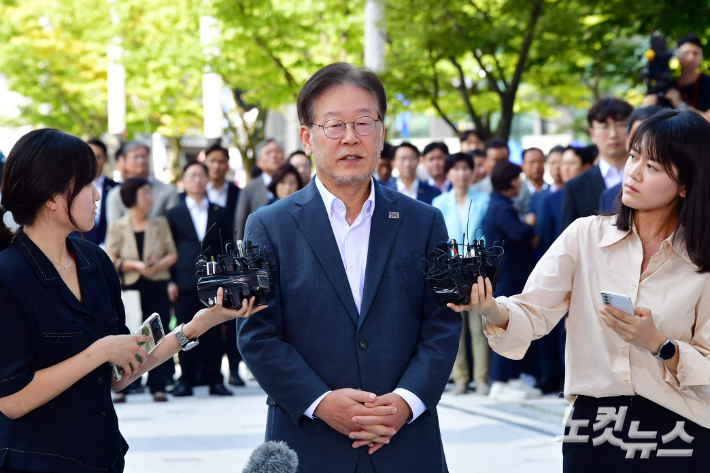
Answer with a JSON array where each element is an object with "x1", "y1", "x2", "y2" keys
[
  {"x1": 107, "y1": 44, "x2": 126, "y2": 135},
  {"x1": 364, "y1": 0, "x2": 385, "y2": 72}
]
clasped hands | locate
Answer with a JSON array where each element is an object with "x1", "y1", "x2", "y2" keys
[{"x1": 314, "y1": 388, "x2": 412, "y2": 455}]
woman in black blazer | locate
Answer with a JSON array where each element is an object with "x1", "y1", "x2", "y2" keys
[{"x1": 0, "y1": 129, "x2": 263, "y2": 473}]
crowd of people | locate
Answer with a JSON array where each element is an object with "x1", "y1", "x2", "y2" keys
[{"x1": 1, "y1": 32, "x2": 710, "y2": 473}]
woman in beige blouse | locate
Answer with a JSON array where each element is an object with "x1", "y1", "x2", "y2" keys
[
  {"x1": 105, "y1": 177, "x2": 178, "y2": 402},
  {"x1": 450, "y1": 109, "x2": 710, "y2": 471}
]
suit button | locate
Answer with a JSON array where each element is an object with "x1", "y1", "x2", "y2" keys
[
  {"x1": 359, "y1": 340, "x2": 368, "y2": 350},
  {"x1": 86, "y1": 315, "x2": 93, "y2": 322},
  {"x1": 97, "y1": 377, "x2": 104, "y2": 385},
  {"x1": 100, "y1": 411, "x2": 106, "y2": 418}
]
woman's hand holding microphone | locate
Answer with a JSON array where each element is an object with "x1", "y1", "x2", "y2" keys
[{"x1": 446, "y1": 276, "x2": 510, "y2": 330}]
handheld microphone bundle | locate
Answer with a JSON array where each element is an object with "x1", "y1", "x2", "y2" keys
[
  {"x1": 242, "y1": 441, "x2": 298, "y2": 473},
  {"x1": 195, "y1": 224, "x2": 273, "y2": 310},
  {"x1": 422, "y1": 207, "x2": 504, "y2": 307}
]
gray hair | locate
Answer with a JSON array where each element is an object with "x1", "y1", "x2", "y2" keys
[
  {"x1": 256, "y1": 139, "x2": 283, "y2": 157},
  {"x1": 297, "y1": 63, "x2": 387, "y2": 128},
  {"x1": 117, "y1": 140, "x2": 150, "y2": 160}
]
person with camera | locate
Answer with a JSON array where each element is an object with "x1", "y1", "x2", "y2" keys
[
  {"x1": 644, "y1": 33, "x2": 710, "y2": 121},
  {"x1": 0, "y1": 129, "x2": 263, "y2": 473},
  {"x1": 448, "y1": 109, "x2": 710, "y2": 471}
]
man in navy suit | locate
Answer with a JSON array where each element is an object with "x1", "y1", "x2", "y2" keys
[
  {"x1": 84, "y1": 138, "x2": 117, "y2": 246},
  {"x1": 392, "y1": 142, "x2": 441, "y2": 205},
  {"x1": 203, "y1": 143, "x2": 245, "y2": 386},
  {"x1": 166, "y1": 161, "x2": 233, "y2": 397},
  {"x1": 560, "y1": 98, "x2": 633, "y2": 231},
  {"x1": 237, "y1": 63, "x2": 461, "y2": 473}
]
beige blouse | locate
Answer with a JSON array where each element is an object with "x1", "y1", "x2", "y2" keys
[{"x1": 484, "y1": 215, "x2": 710, "y2": 429}]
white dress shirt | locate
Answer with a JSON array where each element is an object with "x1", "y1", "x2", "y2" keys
[
  {"x1": 93, "y1": 175, "x2": 105, "y2": 225},
  {"x1": 185, "y1": 196, "x2": 209, "y2": 241},
  {"x1": 262, "y1": 173, "x2": 274, "y2": 200},
  {"x1": 304, "y1": 176, "x2": 427, "y2": 423},
  {"x1": 396, "y1": 178, "x2": 419, "y2": 200},
  {"x1": 206, "y1": 181, "x2": 229, "y2": 207},
  {"x1": 427, "y1": 176, "x2": 451, "y2": 194},
  {"x1": 598, "y1": 157, "x2": 624, "y2": 189}
]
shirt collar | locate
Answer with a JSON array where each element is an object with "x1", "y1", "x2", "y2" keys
[
  {"x1": 262, "y1": 173, "x2": 273, "y2": 187},
  {"x1": 185, "y1": 196, "x2": 209, "y2": 211},
  {"x1": 206, "y1": 181, "x2": 228, "y2": 193},
  {"x1": 93, "y1": 175, "x2": 105, "y2": 187},
  {"x1": 598, "y1": 157, "x2": 622, "y2": 178},
  {"x1": 314, "y1": 175, "x2": 376, "y2": 219},
  {"x1": 397, "y1": 178, "x2": 419, "y2": 193},
  {"x1": 597, "y1": 216, "x2": 694, "y2": 266}
]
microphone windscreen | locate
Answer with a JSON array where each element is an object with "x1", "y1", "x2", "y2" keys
[{"x1": 242, "y1": 441, "x2": 299, "y2": 473}]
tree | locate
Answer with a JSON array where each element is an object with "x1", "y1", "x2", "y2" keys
[{"x1": 209, "y1": 0, "x2": 366, "y2": 174}]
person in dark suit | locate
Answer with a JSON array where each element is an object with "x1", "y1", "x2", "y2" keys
[
  {"x1": 392, "y1": 142, "x2": 441, "y2": 204},
  {"x1": 166, "y1": 161, "x2": 234, "y2": 397},
  {"x1": 235, "y1": 139, "x2": 285, "y2": 240},
  {"x1": 598, "y1": 105, "x2": 665, "y2": 214},
  {"x1": 560, "y1": 98, "x2": 633, "y2": 231},
  {"x1": 238, "y1": 63, "x2": 461, "y2": 473},
  {"x1": 0, "y1": 129, "x2": 259, "y2": 473},
  {"x1": 482, "y1": 160, "x2": 542, "y2": 400},
  {"x1": 83, "y1": 138, "x2": 117, "y2": 246},
  {"x1": 538, "y1": 146, "x2": 595, "y2": 252},
  {"x1": 203, "y1": 144, "x2": 245, "y2": 386}
]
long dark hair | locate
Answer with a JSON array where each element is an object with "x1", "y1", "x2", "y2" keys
[
  {"x1": 0, "y1": 129, "x2": 98, "y2": 251},
  {"x1": 614, "y1": 109, "x2": 710, "y2": 272}
]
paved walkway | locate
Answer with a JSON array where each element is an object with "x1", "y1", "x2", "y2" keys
[{"x1": 116, "y1": 380, "x2": 566, "y2": 473}]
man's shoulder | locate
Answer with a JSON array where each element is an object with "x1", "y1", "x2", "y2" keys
[
  {"x1": 567, "y1": 165, "x2": 600, "y2": 189},
  {"x1": 165, "y1": 200, "x2": 187, "y2": 218},
  {"x1": 380, "y1": 184, "x2": 438, "y2": 218}
]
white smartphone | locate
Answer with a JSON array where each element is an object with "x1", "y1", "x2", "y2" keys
[
  {"x1": 600, "y1": 291, "x2": 636, "y2": 316},
  {"x1": 111, "y1": 313, "x2": 166, "y2": 381}
]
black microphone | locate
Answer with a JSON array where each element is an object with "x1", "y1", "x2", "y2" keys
[{"x1": 242, "y1": 441, "x2": 299, "y2": 473}]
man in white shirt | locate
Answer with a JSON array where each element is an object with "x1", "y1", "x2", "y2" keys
[
  {"x1": 234, "y1": 139, "x2": 284, "y2": 239},
  {"x1": 237, "y1": 63, "x2": 460, "y2": 473},
  {"x1": 392, "y1": 143, "x2": 441, "y2": 204},
  {"x1": 166, "y1": 161, "x2": 233, "y2": 397}
]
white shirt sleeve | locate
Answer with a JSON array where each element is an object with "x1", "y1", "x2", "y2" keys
[
  {"x1": 304, "y1": 391, "x2": 331, "y2": 419},
  {"x1": 393, "y1": 388, "x2": 427, "y2": 423}
]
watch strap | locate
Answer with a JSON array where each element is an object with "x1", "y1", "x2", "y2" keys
[
  {"x1": 653, "y1": 335, "x2": 676, "y2": 361},
  {"x1": 174, "y1": 324, "x2": 199, "y2": 351}
]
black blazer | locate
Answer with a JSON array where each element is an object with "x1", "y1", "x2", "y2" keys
[
  {"x1": 0, "y1": 233, "x2": 130, "y2": 472},
  {"x1": 83, "y1": 177, "x2": 118, "y2": 245},
  {"x1": 559, "y1": 165, "x2": 606, "y2": 233},
  {"x1": 166, "y1": 200, "x2": 231, "y2": 292}
]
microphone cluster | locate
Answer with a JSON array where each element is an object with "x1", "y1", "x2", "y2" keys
[
  {"x1": 422, "y1": 230, "x2": 504, "y2": 307},
  {"x1": 195, "y1": 236, "x2": 272, "y2": 311}
]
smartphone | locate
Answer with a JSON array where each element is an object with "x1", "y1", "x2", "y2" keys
[
  {"x1": 111, "y1": 313, "x2": 166, "y2": 381},
  {"x1": 600, "y1": 291, "x2": 635, "y2": 316}
]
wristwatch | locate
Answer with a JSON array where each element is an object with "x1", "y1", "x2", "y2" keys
[
  {"x1": 174, "y1": 324, "x2": 200, "y2": 351},
  {"x1": 653, "y1": 334, "x2": 677, "y2": 362}
]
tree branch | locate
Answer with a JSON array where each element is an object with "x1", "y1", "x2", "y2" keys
[
  {"x1": 490, "y1": 52, "x2": 509, "y2": 89},
  {"x1": 473, "y1": 50, "x2": 503, "y2": 97},
  {"x1": 429, "y1": 64, "x2": 458, "y2": 133},
  {"x1": 507, "y1": 0, "x2": 543, "y2": 99},
  {"x1": 449, "y1": 56, "x2": 485, "y2": 132},
  {"x1": 252, "y1": 34, "x2": 297, "y2": 88}
]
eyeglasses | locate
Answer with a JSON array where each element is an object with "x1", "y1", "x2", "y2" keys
[
  {"x1": 314, "y1": 116, "x2": 380, "y2": 139},
  {"x1": 592, "y1": 122, "x2": 627, "y2": 133}
]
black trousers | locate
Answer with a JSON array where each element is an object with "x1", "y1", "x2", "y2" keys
[
  {"x1": 563, "y1": 395, "x2": 710, "y2": 472},
  {"x1": 223, "y1": 318, "x2": 243, "y2": 377},
  {"x1": 123, "y1": 278, "x2": 174, "y2": 393},
  {"x1": 173, "y1": 289, "x2": 224, "y2": 387}
]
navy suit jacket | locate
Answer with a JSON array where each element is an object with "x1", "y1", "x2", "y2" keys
[
  {"x1": 598, "y1": 182, "x2": 621, "y2": 214},
  {"x1": 165, "y1": 201, "x2": 231, "y2": 292},
  {"x1": 559, "y1": 165, "x2": 606, "y2": 232},
  {"x1": 483, "y1": 192, "x2": 537, "y2": 297},
  {"x1": 83, "y1": 177, "x2": 118, "y2": 245},
  {"x1": 537, "y1": 189, "x2": 565, "y2": 253},
  {"x1": 237, "y1": 179, "x2": 460, "y2": 473}
]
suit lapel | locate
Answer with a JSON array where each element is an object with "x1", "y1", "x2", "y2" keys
[
  {"x1": 358, "y1": 185, "x2": 402, "y2": 328},
  {"x1": 292, "y1": 184, "x2": 360, "y2": 326}
]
